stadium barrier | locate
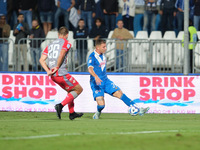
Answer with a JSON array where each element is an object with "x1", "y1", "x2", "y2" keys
[
  {"x1": 0, "y1": 37, "x2": 199, "y2": 73},
  {"x1": 0, "y1": 38, "x2": 15, "y2": 71},
  {"x1": 0, "y1": 72, "x2": 199, "y2": 114}
]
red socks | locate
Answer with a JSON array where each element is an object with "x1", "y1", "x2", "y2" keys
[
  {"x1": 61, "y1": 93, "x2": 75, "y2": 113},
  {"x1": 68, "y1": 101, "x2": 74, "y2": 113}
]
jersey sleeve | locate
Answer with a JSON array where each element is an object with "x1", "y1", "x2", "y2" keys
[
  {"x1": 42, "y1": 46, "x2": 48, "y2": 55},
  {"x1": 87, "y1": 55, "x2": 94, "y2": 68},
  {"x1": 62, "y1": 40, "x2": 71, "y2": 52}
]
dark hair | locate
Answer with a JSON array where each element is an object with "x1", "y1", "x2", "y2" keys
[
  {"x1": 18, "y1": 13, "x2": 24, "y2": 17},
  {"x1": 95, "y1": 39, "x2": 106, "y2": 46},
  {"x1": 95, "y1": 18, "x2": 102, "y2": 23},
  {"x1": 79, "y1": 19, "x2": 84, "y2": 22},
  {"x1": 58, "y1": 26, "x2": 69, "y2": 35}
]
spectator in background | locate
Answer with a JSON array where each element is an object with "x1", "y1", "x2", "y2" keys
[
  {"x1": 143, "y1": 0, "x2": 158, "y2": 36},
  {"x1": 134, "y1": 0, "x2": 145, "y2": 35},
  {"x1": 175, "y1": 0, "x2": 194, "y2": 33},
  {"x1": 38, "y1": 0, "x2": 55, "y2": 36},
  {"x1": 73, "y1": 19, "x2": 88, "y2": 72},
  {"x1": 160, "y1": 0, "x2": 176, "y2": 36},
  {"x1": 175, "y1": 0, "x2": 184, "y2": 33},
  {"x1": 54, "y1": 0, "x2": 75, "y2": 30},
  {"x1": 119, "y1": 0, "x2": 136, "y2": 31},
  {"x1": 29, "y1": 20, "x2": 45, "y2": 72},
  {"x1": 182, "y1": 20, "x2": 198, "y2": 73},
  {"x1": 89, "y1": 18, "x2": 108, "y2": 46},
  {"x1": 7, "y1": 0, "x2": 18, "y2": 29},
  {"x1": 94, "y1": 0, "x2": 104, "y2": 20},
  {"x1": 194, "y1": 0, "x2": 200, "y2": 31},
  {"x1": 101, "y1": 0, "x2": 119, "y2": 32},
  {"x1": 16, "y1": 0, "x2": 37, "y2": 29},
  {"x1": 75, "y1": 0, "x2": 96, "y2": 32},
  {"x1": 0, "y1": 15, "x2": 11, "y2": 71},
  {"x1": 13, "y1": 13, "x2": 30, "y2": 71},
  {"x1": 0, "y1": 0, "x2": 7, "y2": 16},
  {"x1": 111, "y1": 20, "x2": 133, "y2": 72}
]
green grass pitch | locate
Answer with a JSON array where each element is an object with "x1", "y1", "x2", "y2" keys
[{"x1": 0, "y1": 112, "x2": 200, "y2": 150}]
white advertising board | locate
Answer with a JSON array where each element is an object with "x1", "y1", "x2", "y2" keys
[{"x1": 0, "y1": 73, "x2": 199, "y2": 114}]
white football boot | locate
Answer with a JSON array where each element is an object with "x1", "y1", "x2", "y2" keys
[
  {"x1": 138, "y1": 107, "x2": 150, "y2": 116},
  {"x1": 93, "y1": 111, "x2": 101, "y2": 119}
]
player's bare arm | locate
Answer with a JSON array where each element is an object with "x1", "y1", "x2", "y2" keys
[
  {"x1": 39, "y1": 54, "x2": 53, "y2": 76},
  {"x1": 88, "y1": 66, "x2": 102, "y2": 85}
]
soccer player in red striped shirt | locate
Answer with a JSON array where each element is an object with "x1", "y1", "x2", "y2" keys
[{"x1": 39, "y1": 26, "x2": 83, "y2": 120}]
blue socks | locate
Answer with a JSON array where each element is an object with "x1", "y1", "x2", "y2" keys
[
  {"x1": 96, "y1": 94, "x2": 134, "y2": 112},
  {"x1": 120, "y1": 94, "x2": 135, "y2": 107},
  {"x1": 97, "y1": 105, "x2": 105, "y2": 112}
]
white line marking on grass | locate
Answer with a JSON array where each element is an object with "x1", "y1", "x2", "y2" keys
[
  {"x1": 0, "y1": 134, "x2": 61, "y2": 140},
  {"x1": 0, "y1": 130, "x2": 179, "y2": 140}
]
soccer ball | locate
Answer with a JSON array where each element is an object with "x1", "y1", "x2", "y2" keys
[{"x1": 128, "y1": 105, "x2": 140, "y2": 116}]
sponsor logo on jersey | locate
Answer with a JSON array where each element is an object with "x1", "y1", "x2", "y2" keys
[
  {"x1": 95, "y1": 90, "x2": 101, "y2": 94},
  {"x1": 99, "y1": 60, "x2": 106, "y2": 71},
  {"x1": 67, "y1": 44, "x2": 71, "y2": 49}
]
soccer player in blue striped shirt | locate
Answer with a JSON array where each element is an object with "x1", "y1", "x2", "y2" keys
[{"x1": 87, "y1": 39, "x2": 149, "y2": 119}]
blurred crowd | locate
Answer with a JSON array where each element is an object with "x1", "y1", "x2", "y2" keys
[
  {"x1": 0, "y1": 0, "x2": 199, "y2": 72},
  {"x1": 0, "y1": 0, "x2": 199, "y2": 37}
]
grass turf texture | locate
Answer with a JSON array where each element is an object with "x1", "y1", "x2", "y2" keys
[{"x1": 0, "y1": 112, "x2": 200, "y2": 150}]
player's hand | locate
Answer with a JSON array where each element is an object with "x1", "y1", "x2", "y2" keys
[
  {"x1": 47, "y1": 67, "x2": 58, "y2": 76},
  {"x1": 95, "y1": 76, "x2": 102, "y2": 85},
  {"x1": 51, "y1": 67, "x2": 59, "y2": 74},
  {"x1": 47, "y1": 70, "x2": 53, "y2": 76}
]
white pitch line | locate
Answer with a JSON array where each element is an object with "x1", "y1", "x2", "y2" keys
[
  {"x1": 0, "y1": 134, "x2": 61, "y2": 140},
  {"x1": 0, "y1": 130, "x2": 179, "y2": 140}
]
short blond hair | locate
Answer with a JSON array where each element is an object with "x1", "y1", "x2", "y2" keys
[{"x1": 58, "y1": 26, "x2": 69, "y2": 36}]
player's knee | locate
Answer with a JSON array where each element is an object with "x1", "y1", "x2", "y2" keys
[
  {"x1": 71, "y1": 84, "x2": 83, "y2": 95},
  {"x1": 77, "y1": 85, "x2": 83, "y2": 95},
  {"x1": 113, "y1": 90, "x2": 123, "y2": 98}
]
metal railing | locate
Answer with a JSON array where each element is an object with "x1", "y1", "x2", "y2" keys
[
  {"x1": 0, "y1": 37, "x2": 199, "y2": 73},
  {"x1": 0, "y1": 38, "x2": 15, "y2": 71}
]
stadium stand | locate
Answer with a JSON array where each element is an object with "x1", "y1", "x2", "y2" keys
[
  {"x1": 87, "y1": 38, "x2": 94, "y2": 60},
  {"x1": 105, "y1": 31, "x2": 115, "y2": 69},
  {"x1": 149, "y1": 31, "x2": 165, "y2": 68},
  {"x1": 135, "y1": 31, "x2": 148, "y2": 39},
  {"x1": 163, "y1": 31, "x2": 176, "y2": 40},
  {"x1": 8, "y1": 30, "x2": 15, "y2": 69},
  {"x1": 130, "y1": 30, "x2": 149, "y2": 71},
  {"x1": 195, "y1": 32, "x2": 200, "y2": 68}
]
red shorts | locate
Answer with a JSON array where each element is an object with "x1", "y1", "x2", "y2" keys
[{"x1": 51, "y1": 74, "x2": 79, "y2": 91}]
